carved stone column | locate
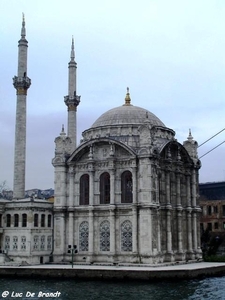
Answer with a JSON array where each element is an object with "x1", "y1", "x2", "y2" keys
[
  {"x1": 191, "y1": 169, "x2": 197, "y2": 207},
  {"x1": 89, "y1": 169, "x2": 94, "y2": 206},
  {"x1": 187, "y1": 208, "x2": 193, "y2": 256},
  {"x1": 176, "y1": 171, "x2": 183, "y2": 255},
  {"x1": 132, "y1": 206, "x2": 138, "y2": 254},
  {"x1": 187, "y1": 171, "x2": 194, "y2": 259},
  {"x1": 166, "y1": 170, "x2": 171, "y2": 206},
  {"x1": 132, "y1": 166, "x2": 137, "y2": 204},
  {"x1": 177, "y1": 210, "x2": 183, "y2": 254},
  {"x1": 176, "y1": 171, "x2": 181, "y2": 207},
  {"x1": 110, "y1": 169, "x2": 115, "y2": 205},
  {"x1": 110, "y1": 207, "x2": 116, "y2": 258},
  {"x1": 157, "y1": 209, "x2": 161, "y2": 253},
  {"x1": 192, "y1": 212, "x2": 198, "y2": 252},
  {"x1": 68, "y1": 212, "x2": 74, "y2": 248},
  {"x1": 166, "y1": 209, "x2": 172, "y2": 253},
  {"x1": 166, "y1": 170, "x2": 172, "y2": 254},
  {"x1": 88, "y1": 207, "x2": 94, "y2": 261},
  {"x1": 186, "y1": 173, "x2": 191, "y2": 208},
  {"x1": 68, "y1": 167, "x2": 74, "y2": 207}
]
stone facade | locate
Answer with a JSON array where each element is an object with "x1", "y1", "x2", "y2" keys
[
  {"x1": 0, "y1": 16, "x2": 53, "y2": 265},
  {"x1": 2, "y1": 17, "x2": 202, "y2": 265},
  {"x1": 52, "y1": 86, "x2": 202, "y2": 263},
  {"x1": 0, "y1": 200, "x2": 53, "y2": 264}
]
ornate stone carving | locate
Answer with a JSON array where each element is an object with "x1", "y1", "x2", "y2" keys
[{"x1": 13, "y1": 75, "x2": 31, "y2": 95}]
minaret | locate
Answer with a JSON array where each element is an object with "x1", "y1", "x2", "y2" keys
[
  {"x1": 12, "y1": 14, "x2": 31, "y2": 199},
  {"x1": 64, "y1": 37, "x2": 80, "y2": 150}
]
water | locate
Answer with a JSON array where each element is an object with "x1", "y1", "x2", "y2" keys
[{"x1": 0, "y1": 276, "x2": 225, "y2": 300}]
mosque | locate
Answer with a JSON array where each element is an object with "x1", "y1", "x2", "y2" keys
[{"x1": 0, "y1": 17, "x2": 202, "y2": 264}]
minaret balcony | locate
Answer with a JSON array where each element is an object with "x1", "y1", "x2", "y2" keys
[
  {"x1": 13, "y1": 76, "x2": 31, "y2": 90},
  {"x1": 64, "y1": 95, "x2": 81, "y2": 108}
]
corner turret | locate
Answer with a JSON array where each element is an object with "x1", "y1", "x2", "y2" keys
[{"x1": 183, "y1": 129, "x2": 199, "y2": 164}]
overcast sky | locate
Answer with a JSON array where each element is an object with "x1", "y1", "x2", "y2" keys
[{"x1": 1, "y1": 0, "x2": 224, "y2": 190}]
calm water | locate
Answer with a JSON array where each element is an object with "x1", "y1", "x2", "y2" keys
[{"x1": 0, "y1": 276, "x2": 225, "y2": 300}]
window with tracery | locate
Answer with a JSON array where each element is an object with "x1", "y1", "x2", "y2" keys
[
  {"x1": 79, "y1": 221, "x2": 89, "y2": 251},
  {"x1": 21, "y1": 236, "x2": 26, "y2": 251},
  {"x1": 5, "y1": 236, "x2": 10, "y2": 251},
  {"x1": 121, "y1": 220, "x2": 132, "y2": 251},
  {"x1": 100, "y1": 172, "x2": 110, "y2": 204},
  {"x1": 80, "y1": 174, "x2": 89, "y2": 205},
  {"x1": 33, "y1": 235, "x2": 39, "y2": 250},
  {"x1": 47, "y1": 236, "x2": 52, "y2": 251},
  {"x1": 121, "y1": 171, "x2": 133, "y2": 203},
  {"x1": 100, "y1": 220, "x2": 110, "y2": 251},
  {"x1": 40, "y1": 235, "x2": 45, "y2": 250},
  {"x1": 13, "y1": 236, "x2": 18, "y2": 250}
]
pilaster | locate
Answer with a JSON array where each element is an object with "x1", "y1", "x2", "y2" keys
[{"x1": 88, "y1": 207, "x2": 94, "y2": 261}]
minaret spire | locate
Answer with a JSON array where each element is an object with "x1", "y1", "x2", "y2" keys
[
  {"x1": 21, "y1": 13, "x2": 26, "y2": 38},
  {"x1": 12, "y1": 14, "x2": 31, "y2": 199},
  {"x1": 64, "y1": 37, "x2": 80, "y2": 151},
  {"x1": 70, "y1": 36, "x2": 75, "y2": 61}
]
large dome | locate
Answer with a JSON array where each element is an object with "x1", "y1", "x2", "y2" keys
[
  {"x1": 91, "y1": 104, "x2": 165, "y2": 128},
  {"x1": 91, "y1": 89, "x2": 165, "y2": 128}
]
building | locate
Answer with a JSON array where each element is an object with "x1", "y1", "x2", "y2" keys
[
  {"x1": 0, "y1": 16, "x2": 203, "y2": 265},
  {"x1": 199, "y1": 181, "x2": 225, "y2": 233},
  {"x1": 0, "y1": 16, "x2": 53, "y2": 265},
  {"x1": 52, "y1": 40, "x2": 202, "y2": 264}
]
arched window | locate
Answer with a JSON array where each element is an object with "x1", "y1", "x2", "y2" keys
[
  {"x1": 22, "y1": 214, "x2": 27, "y2": 227},
  {"x1": 14, "y1": 214, "x2": 19, "y2": 227},
  {"x1": 6, "y1": 214, "x2": 11, "y2": 227},
  {"x1": 80, "y1": 174, "x2": 89, "y2": 205},
  {"x1": 79, "y1": 221, "x2": 89, "y2": 251},
  {"x1": 41, "y1": 214, "x2": 45, "y2": 227},
  {"x1": 121, "y1": 171, "x2": 133, "y2": 203},
  {"x1": 34, "y1": 213, "x2": 38, "y2": 227},
  {"x1": 100, "y1": 172, "x2": 110, "y2": 204},
  {"x1": 100, "y1": 220, "x2": 110, "y2": 251},
  {"x1": 121, "y1": 220, "x2": 132, "y2": 252},
  {"x1": 47, "y1": 214, "x2": 51, "y2": 227}
]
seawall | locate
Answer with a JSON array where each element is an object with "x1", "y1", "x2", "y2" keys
[{"x1": 0, "y1": 262, "x2": 225, "y2": 281}]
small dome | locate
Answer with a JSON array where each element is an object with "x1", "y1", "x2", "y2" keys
[{"x1": 91, "y1": 104, "x2": 165, "y2": 128}]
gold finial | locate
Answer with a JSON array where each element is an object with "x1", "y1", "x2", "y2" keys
[{"x1": 124, "y1": 87, "x2": 131, "y2": 105}]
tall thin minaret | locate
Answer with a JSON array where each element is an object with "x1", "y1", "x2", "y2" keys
[
  {"x1": 64, "y1": 37, "x2": 80, "y2": 150},
  {"x1": 12, "y1": 14, "x2": 31, "y2": 199}
]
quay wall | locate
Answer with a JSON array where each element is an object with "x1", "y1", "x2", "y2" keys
[{"x1": 0, "y1": 264, "x2": 225, "y2": 281}]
